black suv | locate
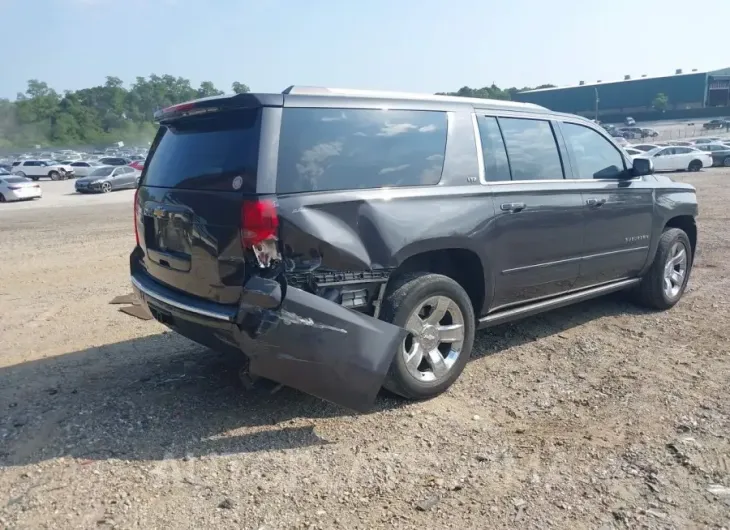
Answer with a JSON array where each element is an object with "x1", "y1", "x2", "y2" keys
[{"x1": 130, "y1": 86, "x2": 698, "y2": 411}]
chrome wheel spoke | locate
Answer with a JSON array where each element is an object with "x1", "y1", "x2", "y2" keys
[
  {"x1": 671, "y1": 248, "x2": 686, "y2": 267},
  {"x1": 405, "y1": 344, "x2": 424, "y2": 371},
  {"x1": 425, "y1": 296, "x2": 450, "y2": 325},
  {"x1": 425, "y1": 348, "x2": 448, "y2": 378},
  {"x1": 405, "y1": 313, "x2": 425, "y2": 335},
  {"x1": 437, "y1": 323, "x2": 463, "y2": 343},
  {"x1": 664, "y1": 277, "x2": 673, "y2": 292},
  {"x1": 670, "y1": 270, "x2": 684, "y2": 285}
]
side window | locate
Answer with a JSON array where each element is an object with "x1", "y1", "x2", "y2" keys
[
  {"x1": 277, "y1": 108, "x2": 447, "y2": 193},
  {"x1": 476, "y1": 116, "x2": 511, "y2": 182},
  {"x1": 497, "y1": 118, "x2": 563, "y2": 181},
  {"x1": 675, "y1": 147, "x2": 692, "y2": 154},
  {"x1": 561, "y1": 122, "x2": 626, "y2": 179}
]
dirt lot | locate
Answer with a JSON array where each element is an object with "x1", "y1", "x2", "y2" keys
[{"x1": 1, "y1": 172, "x2": 729, "y2": 530}]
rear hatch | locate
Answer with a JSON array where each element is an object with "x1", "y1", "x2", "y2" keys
[{"x1": 136, "y1": 106, "x2": 261, "y2": 304}]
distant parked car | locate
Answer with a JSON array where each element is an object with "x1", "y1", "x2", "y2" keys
[
  {"x1": 129, "y1": 160, "x2": 145, "y2": 171},
  {"x1": 625, "y1": 116, "x2": 636, "y2": 125},
  {"x1": 629, "y1": 144, "x2": 660, "y2": 152},
  {"x1": 638, "y1": 146, "x2": 712, "y2": 172},
  {"x1": 668, "y1": 141, "x2": 693, "y2": 146},
  {"x1": 641, "y1": 128, "x2": 659, "y2": 138},
  {"x1": 693, "y1": 137, "x2": 722, "y2": 145},
  {"x1": 67, "y1": 161, "x2": 105, "y2": 177},
  {"x1": 618, "y1": 127, "x2": 646, "y2": 139},
  {"x1": 0, "y1": 172, "x2": 42, "y2": 202},
  {"x1": 10, "y1": 159, "x2": 75, "y2": 180},
  {"x1": 75, "y1": 165, "x2": 140, "y2": 193},
  {"x1": 703, "y1": 119, "x2": 725, "y2": 130},
  {"x1": 695, "y1": 143, "x2": 730, "y2": 166},
  {"x1": 99, "y1": 157, "x2": 132, "y2": 166}
]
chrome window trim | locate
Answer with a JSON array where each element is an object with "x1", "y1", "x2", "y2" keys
[{"x1": 484, "y1": 177, "x2": 641, "y2": 185}]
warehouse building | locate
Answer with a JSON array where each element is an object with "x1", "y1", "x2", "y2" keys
[{"x1": 515, "y1": 67, "x2": 730, "y2": 119}]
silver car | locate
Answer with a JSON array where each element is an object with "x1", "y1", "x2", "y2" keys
[
  {"x1": 74, "y1": 165, "x2": 140, "y2": 193},
  {"x1": 0, "y1": 172, "x2": 42, "y2": 202},
  {"x1": 67, "y1": 160, "x2": 105, "y2": 177}
]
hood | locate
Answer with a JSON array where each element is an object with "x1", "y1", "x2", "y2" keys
[{"x1": 75, "y1": 176, "x2": 110, "y2": 184}]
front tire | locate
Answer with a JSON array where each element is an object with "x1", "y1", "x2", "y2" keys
[
  {"x1": 49, "y1": 171, "x2": 60, "y2": 181},
  {"x1": 634, "y1": 228, "x2": 692, "y2": 310},
  {"x1": 0, "y1": 193, "x2": 6, "y2": 203},
  {"x1": 722, "y1": 156, "x2": 730, "y2": 167},
  {"x1": 100, "y1": 182, "x2": 112, "y2": 193},
  {"x1": 688, "y1": 160, "x2": 702, "y2": 172},
  {"x1": 381, "y1": 273, "x2": 475, "y2": 400}
]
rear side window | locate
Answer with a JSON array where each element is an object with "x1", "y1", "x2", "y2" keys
[
  {"x1": 476, "y1": 116, "x2": 511, "y2": 181},
  {"x1": 144, "y1": 109, "x2": 260, "y2": 192},
  {"x1": 276, "y1": 108, "x2": 447, "y2": 193},
  {"x1": 561, "y1": 122, "x2": 625, "y2": 179},
  {"x1": 498, "y1": 118, "x2": 564, "y2": 181}
]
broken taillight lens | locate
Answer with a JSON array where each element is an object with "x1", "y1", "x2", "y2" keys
[
  {"x1": 241, "y1": 199, "x2": 278, "y2": 248},
  {"x1": 241, "y1": 199, "x2": 280, "y2": 267}
]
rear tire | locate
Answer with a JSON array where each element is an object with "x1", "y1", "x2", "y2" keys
[
  {"x1": 0, "y1": 193, "x2": 6, "y2": 203},
  {"x1": 381, "y1": 273, "x2": 475, "y2": 400},
  {"x1": 688, "y1": 160, "x2": 702, "y2": 172},
  {"x1": 634, "y1": 228, "x2": 692, "y2": 310}
]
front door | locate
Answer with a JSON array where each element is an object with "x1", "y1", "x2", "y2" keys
[
  {"x1": 479, "y1": 116, "x2": 584, "y2": 310},
  {"x1": 557, "y1": 120, "x2": 653, "y2": 288}
]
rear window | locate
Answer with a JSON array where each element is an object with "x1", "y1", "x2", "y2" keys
[
  {"x1": 144, "y1": 109, "x2": 260, "y2": 192},
  {"x1": 4, "y1": 176, "x2": 29, "y2": 183},
  {"x1": 276, "y1": 108, "x2": 447, "y2": 193}
]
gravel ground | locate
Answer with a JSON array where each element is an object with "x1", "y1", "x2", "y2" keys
[{"x1": 1, "y1": 171, "x2": 729, "y2": 530}]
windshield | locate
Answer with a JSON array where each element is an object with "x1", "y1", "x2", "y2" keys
[{"x1": 89, "y1": 167, "x2": 114, "y2": 177}]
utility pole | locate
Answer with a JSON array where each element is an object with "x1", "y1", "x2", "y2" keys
[{"x1": 594, "y1": 87, "x2": 600, "y2": 122}]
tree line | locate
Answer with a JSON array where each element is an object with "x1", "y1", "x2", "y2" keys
[
  {"x1": 0, "y1": 76, "x2": 555, "y2": 149},
  {"x1": 0, "y1": 76, "x2": 251, "y2": 149}
]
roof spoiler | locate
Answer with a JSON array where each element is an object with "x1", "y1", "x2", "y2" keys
[{"x1": 154, "y1": 93, "x2": 282, "y2": 122}]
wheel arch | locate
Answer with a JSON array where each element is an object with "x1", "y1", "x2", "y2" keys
[
  {"x1": 388, "y1": 242, "x2": 491, "y2": 318},
  {"x1": 664, "y1": 215, "x2": 697, "y2": 260}
]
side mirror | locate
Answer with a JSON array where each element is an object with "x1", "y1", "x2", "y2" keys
[{"x1": 632, "y1": 157, "x2": 653, "y2": 176}]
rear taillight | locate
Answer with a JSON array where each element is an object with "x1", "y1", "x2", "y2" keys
[
  {"x1": 241, "y1": 199, "x2": 278, "y2": 248},
  {"x1": 133, "y1": 187, "x2": 140, "y2": 246},
  {"x1": 241, "y1": 199, "x2": 280, "y2": 268}
]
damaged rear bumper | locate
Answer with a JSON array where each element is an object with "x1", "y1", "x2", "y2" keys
[{"x1": 130, "y1": 272, "x2": 406, "y2": 412}]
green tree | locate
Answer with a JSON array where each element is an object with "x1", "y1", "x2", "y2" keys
[
  {"x1": 197, "y1": 81, "x2": 224, "y2": 98},
  {"x1": 231, "y1": 81, "x2": 250, "y2": 94},
  {"x1": 652, "y1": 93, "x2": 669, "y2": 111}
]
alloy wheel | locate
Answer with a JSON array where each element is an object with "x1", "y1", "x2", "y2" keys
[
  {"x1": 400, "y1": 295, "x2": 465, "y2": 383},
  {"x1": 663, "y1": 242, "x2": 687, "y2": 300}
]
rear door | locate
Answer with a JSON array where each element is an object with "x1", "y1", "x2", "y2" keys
[
  {"x1": 480, "y1": 115, "x2": 584, "y2": 310},
  {"x1": 136, "y1": 108, "x2": 261, "y2": 304}
]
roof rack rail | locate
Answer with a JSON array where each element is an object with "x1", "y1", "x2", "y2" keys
[{"x1": 281, "y1": 85, "x2": 546, "y2": 109}]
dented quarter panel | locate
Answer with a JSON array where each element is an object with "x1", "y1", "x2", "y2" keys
[{"x1": 276, "y1": 186, "x2": 496, "y2": 310}]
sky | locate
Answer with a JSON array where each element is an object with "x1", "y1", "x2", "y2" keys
[{"x1": 1, "y1": 0, "x2": 729, "y2": 99}]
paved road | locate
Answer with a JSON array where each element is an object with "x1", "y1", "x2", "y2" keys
[{"x1": 0, "y1": 178, "x2": 134, "y2": 213}]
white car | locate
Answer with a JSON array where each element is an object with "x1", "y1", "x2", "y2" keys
[
  {"x1": 66, "y1": 160, "x2": 105, "y2": 177},
  {"x1": 10, "y1": 159, "x2": 75, "y2": 181},
  {"x1": 624, "y1": 147, "x2": 643, "y2": 157},
  {"x1": 630, "y1": 144, "x2": 660, "y2": 152},
  {"x1": 0, "y1": 172, "x2": 42, "y2": 202},
  {"x1": 638, "y1": 146, "x2": 713, "y2": 172}
]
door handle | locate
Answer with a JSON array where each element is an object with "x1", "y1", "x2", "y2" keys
[
  {"x1": 500, "y1": 202, "x2": 526, "y2": 212},
  {"x1": 586, "y1": 198, "x2": 607, "y2": 207}
]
